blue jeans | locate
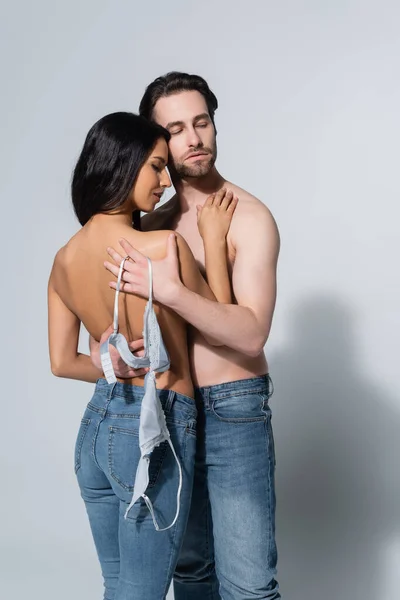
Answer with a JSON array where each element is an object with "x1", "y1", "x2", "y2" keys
[
  {"x1": 174, "y1": 374, "x2": 280, "y2": 600},
  {"x1": 75, "y1": 379, "x2": 197, "y2": 600}
]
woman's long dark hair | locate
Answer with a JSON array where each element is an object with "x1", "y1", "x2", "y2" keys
[{"x1": 71, "y1": 112, "x2": 170, "y2": 227}]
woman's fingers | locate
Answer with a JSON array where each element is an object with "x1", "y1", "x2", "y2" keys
[
  {"x1": 202, "y1": 189, "x2": 239, "y2": 213},
  {"x1": 204, "y1": 189, "x2": 237, "y2": 211},
  {"x1": 205, "y1": 192, "x2": 216, "y2": 207},
  {"x1": 227, "y1": 196, "x2": 239, "y2": 213},
  {"x1": 129, "y1": 368, "x2": 149, "y2": 377},
  {"x1": 129, "y1": 338, "x2": 144, "y2": 352},
  {"x1": 212, "y1": 188, "x2": 227, "y2": 206},
  {"x1": 129, "y1": 338, "x2": 145, "y2": 358},
  {"x1": 219, "y1": 189, "x2": 234, "y2": 210},
  {"x1": 119, "y1": 366, "x2": 149, "y2": 378}
]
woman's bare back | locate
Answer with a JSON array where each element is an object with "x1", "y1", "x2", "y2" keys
[{"x1": 50, "y1": 216, "x2": 193, "y2": 396}]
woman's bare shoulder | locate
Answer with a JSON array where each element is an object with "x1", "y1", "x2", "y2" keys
[
  {"x1": 118, "y1": 228, "x2": 176, "y2": 260},
  {"x1": 51, "y1": 224, "x2": 178, "y2": 278},
  {"x1": 48, "y1": 245, "x2": 67, "y2": 291},
  {"x1": 49, "y1": 228, "x2": 84, "y2": 274}
]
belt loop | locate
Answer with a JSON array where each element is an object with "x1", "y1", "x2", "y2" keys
[
  {"x1": 203, "y1": 386, "x2": 210, "y2": 410},
  {"x1": 164, "y1": 389, "x2": 175, "y2": 414}
]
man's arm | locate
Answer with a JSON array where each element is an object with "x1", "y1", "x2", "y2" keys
[
  {"x1": 167, "y1": 205, "x2": 279, "y2": 356},
  {"x1": 105, "y1": 204, "x2": 280, "y2": 357}
]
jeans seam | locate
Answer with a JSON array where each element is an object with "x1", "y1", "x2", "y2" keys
[
  {"x1": 264, "y1": 414, "x2": 276, "y2": 567},
  {"x1": 161, "y1": 483, "x2": 181, "y2": 599},
  {"x1": 74, "y1": 418, "x2": 91, "y2": 473},
  {"x1": 91, "y1": 383, "x2": 116, "y2": 472},
  {"x1": 91, "y1": 420, "x2": 104, "y2": 473},
  {"x1": 204, "y1": 493, "x2": 217, "y2": 580}
]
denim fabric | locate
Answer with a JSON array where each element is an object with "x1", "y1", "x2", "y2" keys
[
  {"x1": 75, "y1": 379, "x2": 197, "y2": 600},
  {"x1": 173, "y1": 374, "x2": 280, "y2": 600}
]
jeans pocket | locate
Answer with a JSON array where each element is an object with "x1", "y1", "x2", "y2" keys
[
  {"x1": 75, "y1": 418, "x2": 90, "y2": 473},
  {"x1": 212, "y1": 393, "x2": 267, "y2": 423},
  {"x1": 108, "y1": 425, "x2": 168, "y2": 491}
]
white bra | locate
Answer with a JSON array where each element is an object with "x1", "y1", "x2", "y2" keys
[{"x1": 100, "y1": 256, "x2": 182, "y2": 531}]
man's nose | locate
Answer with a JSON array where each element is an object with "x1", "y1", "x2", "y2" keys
[{"x1": 186, "y1": 128, "x2": 203, "y2": 148}]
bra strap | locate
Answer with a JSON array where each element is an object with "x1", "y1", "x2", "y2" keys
[
  {"x1": 147, "y1": 257, "x2": 153, "y2": 307},
  {"x1": 113, "y1": 255, "x2": 129, "y2": 333}
]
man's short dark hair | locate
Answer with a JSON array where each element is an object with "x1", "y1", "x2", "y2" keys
[{"x1": 139, "y1": 72, "x2": 218, "y2": 128}]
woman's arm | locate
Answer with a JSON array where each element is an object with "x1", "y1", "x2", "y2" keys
[
  {"x1": 197, "y1": 189, "x2": 237, "y2": 304},
  {"x1": 142, "y1": 189, "x2": 237, "y2": 306},
  {"x1": 156, "y1": 234, "x2": 224, "y2": 347},
  {"x1": 48, "y1": 271, "x2": 102, "y2": 383}
]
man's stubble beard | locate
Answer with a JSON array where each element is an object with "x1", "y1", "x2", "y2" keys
[{"x1": 171, "y1": 141, "x2": 217, "y2": 180}]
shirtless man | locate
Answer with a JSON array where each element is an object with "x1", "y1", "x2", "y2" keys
[{"x1": 97, "y1": 73, "x2": 281, "y2": 600}]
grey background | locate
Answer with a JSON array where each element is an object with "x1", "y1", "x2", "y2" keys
[{"x1": 1, "y1": 1, "x2": 399, "y2": 599}]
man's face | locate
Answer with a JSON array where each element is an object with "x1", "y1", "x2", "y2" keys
[{"x1": 153, "y1": 90, "x2": 217, "y2": 179}]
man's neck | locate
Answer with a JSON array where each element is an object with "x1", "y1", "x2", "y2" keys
[{"x1": 172, "y1": 168, "x2": 226, "y2": 213}]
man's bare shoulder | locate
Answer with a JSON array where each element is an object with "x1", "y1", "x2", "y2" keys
[
  {"x1": 224, "y1": 181, "x2": 279, "y2": 240},
  {"x1": 141, "y1": 194, "x2": 180, "y2": 232}
]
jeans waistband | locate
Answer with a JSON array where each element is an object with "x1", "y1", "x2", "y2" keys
[
  {"x1": 90, "y1": 378, "x2": 196, "y2": 414},
  {"x1": 93, "y1": 378, "x2": 160, "y2": 401},
  {"x1": 195, "y1": 374, "x2": 272, "y2": 401}
]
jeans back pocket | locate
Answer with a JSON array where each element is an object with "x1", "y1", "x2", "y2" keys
[{"x1": 108, "y1": 426, "x2": 168, "y2": 491}]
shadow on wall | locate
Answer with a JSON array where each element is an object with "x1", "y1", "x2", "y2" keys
[{"x1": 271, "y1": 295, "x2": 400, "y2": 600}]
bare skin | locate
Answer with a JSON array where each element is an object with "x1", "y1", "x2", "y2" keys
[
  {"x1": 102, "y1": 91, "x2": 280, "y2": 387},
  {"x1": 48, "y1": 137, "x2": 236, "y2": 399}
]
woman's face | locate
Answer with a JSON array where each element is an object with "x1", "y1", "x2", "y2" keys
[{"x1": 130, "y1": 138, "x2": 171, "y2": 212}]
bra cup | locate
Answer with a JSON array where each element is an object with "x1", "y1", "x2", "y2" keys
[
  {"x1": 152, "y1": 318, "x2": 170, "y2": 372},
  {"x1": 113, "y1": 333, "x2": 150, "y2": 368},
  {"x1": 142, "y1": 301, "x2": 151, "y2": 353},
  {"x1": 143, "y1": 298, "x2": 170, "y2": 373}
]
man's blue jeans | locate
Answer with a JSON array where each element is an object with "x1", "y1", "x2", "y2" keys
[
  {"x1": 75, "y1": 379, "x2": 197, "y2": 600},
  {"x1": 174, "y1": 374, "x2": 280, "y2": 600}
]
